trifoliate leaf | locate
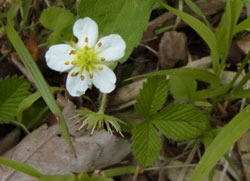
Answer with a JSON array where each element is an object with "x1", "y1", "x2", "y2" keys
[
  {"x1": 39, "y1": 7, "x2": 75, "y2": 45},
  {"x1": 132, "y1": 122, "x2": 162, "y2": 167},
  {"x1": 77, "y1": 0, "x2": 155, "y2": 63},
  {"x1": 153, "y1": 103, "x2": 209, "y2": 140},
  {"x1": 169, "y1": 75, "x2": 196, "y2": 100},
  {"x1": 0, "y1": 76, "x2": 30, "y2": 123},
  {"x1": 135, "y1": 76, "x2": 168, "y2": 118}
]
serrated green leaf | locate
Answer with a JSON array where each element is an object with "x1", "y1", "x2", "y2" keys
[
  {"x1": 132, "y1": 122, "x2": 162, "y2": 167},
  {"x1": 154, "y1": 103, "x2": 209, "y2": 140},
  {"x1": 77, "y1": 0, "x2": 154, "y2": 63},
  {"x1": 40, "y1": 7, "x2": 75, "y2": 45},
  {"x1": 190, "y1": 105, "x2": 250, "y2": 181},
  {"x1": 135, "y1": 76, "x2": 168, "y2": 118},
  {"x1": 0, "y1": 76, "x2": 30, "y2": 122},
  {"x1": 169, "y1": 75, "x2": 196, "y2": 100},
  {"x1": 0, "y1": 157, "x2": 43, "y2": 178}
]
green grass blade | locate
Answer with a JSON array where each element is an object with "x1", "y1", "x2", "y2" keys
[
  {"x1": 234, "y1": 18, "x2": 250, "y2": 34},
  {"x1": 192, "y1": 84, "x2": 230, "y2": 100},
  {"x1": 190, "y1": 105, "x2": 250, "y2": 181},
  {"x1": 5, "y1": 23, "x2": 75, "y2": 154},
  {"x1": 126, "y1": 68, "x2": 220, "y2": 87},
  {"x1": 183, "y1": 0, "x2": 211, "y2": 27},
  {"x1": 215, "y1": 1, "x2": 232, "y2": 63},
  {"x1": 16, "y1": 87, "x2": 64, "y2": 122},
  {"x1": 225, "y1": 89, "x2": 250, "y2": 99},
  {"x1": 0, "y1": 157, "x2": 43, "y2": 178}
]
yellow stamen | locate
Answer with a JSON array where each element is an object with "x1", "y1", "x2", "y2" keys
[
  {"x1": 71, "y1": 72, "x2": 79, "y2": 77},
  {"x1": 69, "y1": 50, "x2": 76, "y2": 55},
  {"x1": 85, "y1": 37, "x2": 89, "y2": 43},
  {"x1": 69, "y1": 41, "x2": 76, "y2": 47},
  {"x1": 97, "y1": 42, "x2": 102, "y2": 47},
  {"x1": 98, "y1": 66, "x2": 103, "y2": 70},
  {"x1": 80, "y1": 75, "x2": 85, "y2": 80},
  {"x1": 64, "y1": 61, "x2": 70, "y2": 65},
  {"x1": 90, "y1": 73, "x2": 94, "y2": 79},
  {"x1": 101, "y1": 58, "x2": 105, "y2": 62}
]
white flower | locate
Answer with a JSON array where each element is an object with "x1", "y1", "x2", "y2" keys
[{"x1": 45, "y1": 17, "x2": 126, "y2": 97}]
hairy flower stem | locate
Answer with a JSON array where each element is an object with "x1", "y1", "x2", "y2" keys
[{"x1": 98, "y1": 93, "x2": 107, "y2": 114}]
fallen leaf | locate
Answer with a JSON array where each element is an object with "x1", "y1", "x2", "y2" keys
[
  {"x1": 0, "y1": 101, "x2": 130, "y2": 181},
  {"x1": 159, "y1": 31, "x2": 188, "y2": 69}
]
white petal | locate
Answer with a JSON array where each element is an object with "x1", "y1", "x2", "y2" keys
[
  {"x1": 96, "y1": 34, "x2": 126, "y2": 62},
  {"x1": 45, "y1": 44, "x2": 74, "y2": 72},
  {"x1": 73, "y1": 18, "x2": 98, "y2": 48},
  {"x1": 92, "y1": 65, "x2": 116, "y2": 93},
  {"x1": 66, "y1": 68, "x2": 91, "y2": 97}
]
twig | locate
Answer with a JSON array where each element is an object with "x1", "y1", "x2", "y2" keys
[
  {"x1": 10, "y1": 54, "x2": 34, "y2": 84},
  {"x1": 44, "y1": 0, "x2": 50, "y2": 7},
  {"x1": 219, "y1": 149, "x2": 231, "y2": 181},
  {"x1": 145, "y1": 164, "x2": 196, "y2": 171},
  {"x1": 139, "y1": 43, "x2": 159, "y2": 57},
  {"x1": 132, "y1": 165, "x2": 140, "y2": 181},
  {"x1": 173, "y1": 0, "x2": 183, "y2": 30},
  {"x1": 177, "y1": 144, "x2": 197, "y2": 181}
]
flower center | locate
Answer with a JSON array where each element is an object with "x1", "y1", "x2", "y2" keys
[{"x1": 71, "y1": 46, "x2": 100, "y2": 72}]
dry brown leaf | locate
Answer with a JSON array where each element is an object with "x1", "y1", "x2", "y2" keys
[
  {"x1": 159, "y1": 31, "x2": 187, "y2": 69},
  {"x1": 0, "y1": 102, "x2": 130, "y2": 181}
]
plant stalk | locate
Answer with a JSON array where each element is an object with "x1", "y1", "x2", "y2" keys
[{"x1": 98, "y1": 93, "x2": 107, "y2": 114}]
